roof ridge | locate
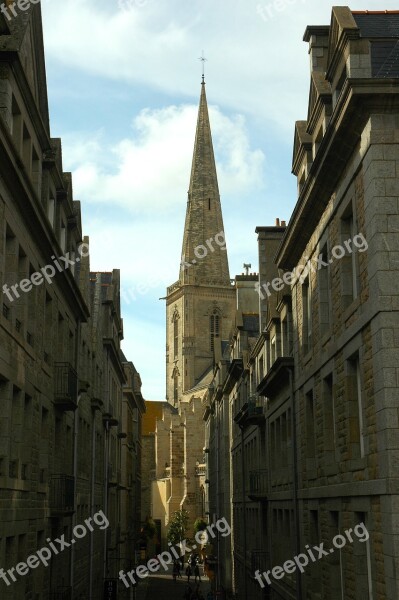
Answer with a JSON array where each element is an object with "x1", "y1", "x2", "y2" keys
[{"x1": 352, "y1": 10, "x2": 399, "y2": 14}]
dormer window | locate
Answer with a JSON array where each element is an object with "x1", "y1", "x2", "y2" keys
[
  {"x1": 313, "y1": 125, "x2": 323, "y2": 160},
  {"x1": 333, "y1": 66, "x2": 347, "y2": 108}
]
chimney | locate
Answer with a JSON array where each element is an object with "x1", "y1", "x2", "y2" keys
[
  {"x1": 275, "y1": 218, "x2": 280, "y2": 227},
  {"x1": 303, "y1": 26, "x2": 330, "y2": 73},
  {"x1": 281, "y1": 220, "x2": 286, "y2": 227}
]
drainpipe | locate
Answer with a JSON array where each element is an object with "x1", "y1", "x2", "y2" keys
[
  {"x1": 70, "y1": 318, "x2": 81, "y2": 598},
  {"x1": 239, "y1": 423, "x2": 248, "y2": 600},
  {"x1": 103, "y1": 419, "x2": 110, "y2": 579},
  {"x1": 89, "y1": 407, "x2": 96, "y2": 600},
  {"x1": 287, "y1": 367, "x2": 301, "y2": 600}
]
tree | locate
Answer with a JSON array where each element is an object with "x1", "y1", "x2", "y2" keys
[
  {"x1": 193, "y1": 517, "x2": 207, "y2": 533},
  {"x1": 167, "y1": 509, "x2": 190, "y2": 547}
]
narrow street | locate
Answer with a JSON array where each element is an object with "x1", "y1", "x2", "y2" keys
[{"x1": 139, "y1": 564, "x2": 213, "y2": 599}]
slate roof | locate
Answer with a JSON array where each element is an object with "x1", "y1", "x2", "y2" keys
[
  {"x1": 371, "y1": 40, "x2": 399, "y2": 78},
  {"x1": 352, "y1": 12, "x2": 399, "y2": 78},
  {"x1": 353, "y1": 12, "x2": 399, "y2": 38}
]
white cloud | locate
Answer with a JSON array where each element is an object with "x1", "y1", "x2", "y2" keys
[
  {"x1": 61, "y1": 103, "x2": 265, "y2": 213},
  {"x1": 41, "y1": 0, "x2": 399, "y2": 398},
  {"x1": 42, "y1": 0, "x2": 399, "y2": 131}
]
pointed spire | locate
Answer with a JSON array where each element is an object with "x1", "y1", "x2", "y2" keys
[{"x1": 179, "y1": 83, "x2": 230, "y2": 286}]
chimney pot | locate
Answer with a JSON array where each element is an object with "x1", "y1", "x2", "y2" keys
[
  {"x1": 275, "y1": 218, "x2": 280, "y2": 226},
  {"x1": 281, "y1": 220, "x2": 286, "y2": 227}
]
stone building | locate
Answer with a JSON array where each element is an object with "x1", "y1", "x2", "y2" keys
[
  {"x1": 204, "y1": 274, "x2": 260, "y2": 595},
  {"x1": 0, "y1": 5, "x2": 144, "y2": 599},
  {"x1": 205, "y1": 7, "x2": 399, "y2": 600},
  {"x1": 274, "y1": 8, "x2": 399, "y2": 599},
  {"x1": 119, "y1": 356, "x2": 146, "y2": 591}
]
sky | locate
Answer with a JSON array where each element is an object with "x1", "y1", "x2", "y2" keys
[{"x1": 39, "y1": 0, "x2": 399, "y2": 400}]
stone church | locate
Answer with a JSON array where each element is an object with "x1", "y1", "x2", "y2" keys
[{"x1": 150, "y1": 79, "x2": 237, "y2": 545}]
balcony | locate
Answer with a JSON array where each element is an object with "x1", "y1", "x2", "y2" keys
[
  {"x1": 234, "y1": 399, "x2": 265, "y2": 429},
  {"x1": 49, "y1": 587, "x2": 72, "y2": 600},
  {"x1": 251, "y1": 550, "x2": 269, "y2": 575},
  {"x1": 248, "y1": 470, "x2": 268, "y2": 500},
  {"x1": 49, "y1": 475, "x2": 75, "y2": 516},
  {"x1": 54, "y1": 363, "x2": 78, "y2": 411}
]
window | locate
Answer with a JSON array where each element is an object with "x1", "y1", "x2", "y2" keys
[
  {"x1": 298, "y1": 168, "x2": 306, "y2": 195},
  {"x1": 308, "y1": 510, "x2": 322, "y2": 595},
  {"x1": 60, "y1": 221, "x2": 66, "y2": 253},
  {"x1": 313, "y1": 125, "x2": 323, "y2": 159},
  {"x1": 32, "y1": 146, "x2": 41, "y2": 193},
  {"x1": 354, "y1": 512, "x2": 373, "y2": 599},
  {"x1": 302, "y1": 277, "x2": 311, "y2": 353},
  {"x1": 319, "y1": 244, "x2": 331, "y2": 334},
  {"x1": 306, "y1": 390, "x2": 316, "y2": 459},
  {"x1": 270, "y1": 335, "x2": 276, "y2": 364},
  {"x1": 210, "y1": 310, "x2": 220, "y2": 352},
  {"x1": 323, "y1": 374, "x2": 336, "y2": 456},
  {"x1": 347, "y1": 354, "x2": 365, "y2": 458},
  {"x1": 11, "y1": 96, "x2": 22, "y2": 152},
  {"x1": 173, "y1": 312, "x2": 179, "y2": 358},
  {"x1": 333, "y1": 65, "x2": 347, "y2": 107},
  {"x1": 9, "y1": 460, "x2": 18, "y2": 478},
  {"x1": 22, "y1": 123, "x2": 31, "y2": 173},
  {"x1": 47, "y1": 195, "x2": 55, "y2": 228},
  {"x1": 329, "y1": 511, "x2": 345, "y2": 599},
  {"x1": 259, "y1": 356, "x2": 264, "y2": 382},
  {"x1": 173, "y1": 371, "x2": 178, "y2": 405},
  {"x1": 341, "y1": 203, "x2": 359, "y2": 309}
]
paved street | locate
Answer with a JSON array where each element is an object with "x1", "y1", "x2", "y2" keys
[{"x1": 136, "y1": 564, "x2": 213, "y2": 599}]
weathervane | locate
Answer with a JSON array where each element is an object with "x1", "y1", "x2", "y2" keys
[
  {"x1": 243, "y1": 263, "x2": 252, "y2": 276},
  {"x1": 198, "y1": 51, "x2": 207, "y2": 83}
]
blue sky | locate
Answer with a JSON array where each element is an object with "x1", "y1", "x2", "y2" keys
[{"x1": 40, "y1": 0, "x2": 399, "y2": 399}]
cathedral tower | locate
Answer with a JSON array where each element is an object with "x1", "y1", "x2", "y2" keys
[{"x1": 166, "y1": 80, "x2": 236, "y2": 405}]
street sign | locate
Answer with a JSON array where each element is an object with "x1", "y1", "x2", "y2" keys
[{"x1": 103, "y1": 578, "x2": 117, "y2": 600}]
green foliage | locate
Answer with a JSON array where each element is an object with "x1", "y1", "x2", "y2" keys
[
  {"x1": 167, "y1": 509, "x2": 190, "y2": 546},
  {"x1": 193, "y1": 517, "x2": 208, "y2": 533}
]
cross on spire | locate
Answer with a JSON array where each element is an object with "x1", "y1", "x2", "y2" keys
[{"x1": 198, "y1": 51, "x2": 207, "y2": 83}]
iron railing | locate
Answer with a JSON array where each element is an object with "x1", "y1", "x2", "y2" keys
[
  {"x1": 54, "y1": 363, "x2": 78, "y2": 411},
  {"x1": 248, "y1": 469, "x2": 268, "y2": 498}
]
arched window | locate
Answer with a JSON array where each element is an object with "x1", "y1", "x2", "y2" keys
[
  {"x1": 174, "y1": 373, "x2": 178, "y2": 404},
  {"x1": 210, "y1": 309, "x2": 221, "y2": 352},
  {"x1": 172, "y1": 367, "x2": 179, "y2": 405},
  {"x1": 172, "y1": 310, "x2": 179, "y2": 358}
]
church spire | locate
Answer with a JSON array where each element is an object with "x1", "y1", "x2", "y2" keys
[{"x1": 180, "y1": 82, "x2": 230, "y2": 285}]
